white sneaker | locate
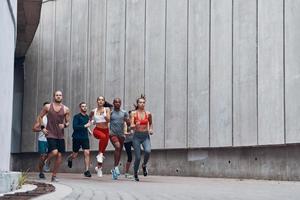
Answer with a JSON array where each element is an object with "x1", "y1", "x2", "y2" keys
[
  {"x1": 95, "y1": 166, "x2": 103, "y2": 177},
  {"x1": 114, "y1": 166, "x2": 120, "y2": 176},
  {"x1": 96, "y1": 154, "x2": 104, "y2": 163}
]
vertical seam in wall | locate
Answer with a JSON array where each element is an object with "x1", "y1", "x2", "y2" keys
[
  {"x1": 231, "y1": 0, "x2": 234, "y2": 147},
  {"x1": 256, "y1": 0, "x2": 259, "y2": 145},
  {"x1": 69, "y1": 0, "x2": 73, "y2": 130},
  {"x1": 208, "y1": 0, "x2": 211, "y2": 147},
  {"x1": 34, "y1": 12, "x2": 42, "y2": 152},
  {"x1": 283, "y1": 0, "x2": 286, "y2": 144},
  {"x1": 124, "y1": 0, "x2": 127, "y2": 109},
  {"x1": 104, "y1": 0, "x2": 108, "y2": 97},
  {"x1": 86, "y1": 0, "x2": 90, "y2": 102},
  {"x1": 52, "y1": 1, "x2": 56, "y2": 93},
  {"x1": 164, "y1": 0, "x2": 167, "y2": 148},
  {"x1": 186, "y1": 0, "x2": 189, "y2": 148},
  {"x1": 144, "y1": 0, "x2": 147, "y2": 95}
]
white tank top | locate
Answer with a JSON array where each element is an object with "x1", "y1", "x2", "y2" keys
[
  {"x1": 38, "y1": 116, "x2": 48, "y2": 141},
  {"x1": 93, "y1": 108, "x2": 107, "y2": 123}
]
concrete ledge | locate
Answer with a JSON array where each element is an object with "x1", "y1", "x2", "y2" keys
[
  {"x1": 0, "y1": 171, "x2": 21, "y2": 193},
  {"x1": 11, "y1": 144, "x2": 300, "y2": 181}
]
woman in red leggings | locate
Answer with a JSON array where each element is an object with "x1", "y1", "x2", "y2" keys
[{"x1": 89, "y1": 96, "x2": 111, "y2": 177}]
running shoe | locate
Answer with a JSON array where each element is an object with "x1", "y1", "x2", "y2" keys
[
  {"x1": 134, "y1": 173, "x2": 139, "y2": 182},
  {"x1": 114, "y1": 166, "x2": 120, "y2": 176},
  {"x1": 43, "y1": 162, "x2": 50, "y2": 172},
  {"x1": 96, "y1": 154, "x2": 104, "y2": 163},
  {"x1": 39, "y1": 172, "x2": 45, "y2": 179},
  {"x1": 124, "y1": 173, "x2": 133, "y2": 179},
  {"x1": 67, "y1": 157, "x2": 72, "y2": 168},
  {"x1": 142, "y1": 164, "x2": 148, "y2": 176},
  {"x1": 95, "y1": 166, "x2": 103, "y2": 177},
  {"x1": 51, "y1": 176, "x2": 59, "y2": 182},
  {"x1": 84, "y1": 170, "x2": 92, "y2": 177},
  {"x1": 111, "y1": 169, "x2": 118, "y2": 180}
]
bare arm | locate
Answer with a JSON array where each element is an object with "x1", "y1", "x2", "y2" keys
[
  {"x1": 147, "y1": 112, "x2": 153, "y2": 135},
  {"x1": 32, "y1": 116, "x2": 43, "y2": 132},
  {"x1": 64, "y1": 107, "x2": 71, "y2": 127},
  {"x1": 32, "y1": 104, "x2": 49, "y2": 132},
  {"x1": 104, "y1": 107, "x2": 111, "y2": 122},
  {"x1": 58, "y1": 106, "x2": 71, "y2": 129},
  {"x1": 130, "y1": 111, "x2": 136, "y2": 129}
]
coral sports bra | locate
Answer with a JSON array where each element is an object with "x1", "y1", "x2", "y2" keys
[{"x1": 134, "y1": 111, "x2": 149, "y2": 125}]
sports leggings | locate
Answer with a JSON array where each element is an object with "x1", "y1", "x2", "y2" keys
[{"x1": 93, "y1": 127, "x2": 109, "y2": 153}]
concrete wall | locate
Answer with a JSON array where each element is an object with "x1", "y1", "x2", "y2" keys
[
  {"x1": 21, "y1": 0, "x2": 300, "y2": 152},
  {"x1": 11, "y1": 144, "x2": 300, "y2": 181},
  {"x1": 0, "y1": 0, "x2": 17, "y2": 171}
]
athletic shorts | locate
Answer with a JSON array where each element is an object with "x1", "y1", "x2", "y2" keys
[
  {"x1": 38, "y1": 141, "x2": 48, "y2": 155},
  {"x1": 72, "y1": 138, "x2": 90, "y2": 153},
  {"x1": 47, "y1": 138, "x2": 65, "y2": 153}
]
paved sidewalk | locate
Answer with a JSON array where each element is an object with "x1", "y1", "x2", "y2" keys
[{"x1": 29, "y1": 173, "x2": 300, "y2": 200}]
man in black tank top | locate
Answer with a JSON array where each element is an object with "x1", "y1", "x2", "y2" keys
[{"x1": 33, "y1": 90, "x2": 70, "y2": 182}]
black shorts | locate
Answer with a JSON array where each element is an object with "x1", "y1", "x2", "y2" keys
[
  {"x1": 47, "y1": 138, "x2": 65, "y2": 153},
  {"x1": 72, "y1": 138, "x2": 90, "y2": 153}
]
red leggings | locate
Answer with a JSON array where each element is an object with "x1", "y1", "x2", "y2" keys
[{"x1": 93, "y1": 127, "x2": 109, "y2": 154}]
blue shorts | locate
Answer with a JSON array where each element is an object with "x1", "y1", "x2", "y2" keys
[{"x1": 38, "y1": 141, "x2": 48, "y2": 155}]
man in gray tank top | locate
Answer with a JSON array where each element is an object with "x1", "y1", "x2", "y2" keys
[{"x1": 33, "y1": 90, "x2": 70, "y2": 182}]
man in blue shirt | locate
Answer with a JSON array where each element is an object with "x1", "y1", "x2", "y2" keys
[
  {"x1": 67, "y1": 102, "x2": 92, "y2": 177},
  {"x1": 110, "y1": 98, "x2": 130, "y2": 179}
]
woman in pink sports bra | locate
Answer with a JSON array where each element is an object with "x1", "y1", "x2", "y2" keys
[
  {"x1": 89, "y1": 96, "x2": 111, "y2": 177},
  {"x1": 130, "y1": 95, "x2": 153, "y2": 181}
]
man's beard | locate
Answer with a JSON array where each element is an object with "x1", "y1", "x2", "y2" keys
[{"x1": 55, "y1": 99, "x2": 62, "y2": 103}]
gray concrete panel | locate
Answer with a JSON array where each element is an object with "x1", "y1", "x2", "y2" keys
[
  {"x1": 54, "y1": 0, "x2": 72, "y2": 149},
  {"x1": 165, "y1": 0, "x2": 188, "y2": 148},
  {"x1": 0, "y1": 0, "x2": 17, "y2": 170},
  {"x1": 210, "y1": 0, "x2": 233, "y2": 147},
  {"x1": 88, "y1": 0, "x2": 107, "y2": 151},
  {"x1": 258, "y1": 0, "x2": 284, "y2": 145},
  {"x1": 144, "y1": 0, "x2": 166, "y2": 149},
  {"x1": 37, "y1": 2, "x2": 55, "y2": 107},
  {"x1": 105, "y1": 0, "x2": 126, "y2": 151},
  {"x1": 124, "y1": 0, "x2": 145, "y2": 111},
  {"x1": 69, "y1": 0, "x2": 89, "y2": 151},
  {"x1": 285, "y1": 0, "x2": 300, "y2": 143},
  {"x1": 21, "y1": 30, "x2": 40, "y2": 153},
  {"x1": 105, "y1": 0, "x2": 125, "y2": 104},
  {"x1": 187, "y1": 0, "x2": 210, "y2": 148},
  {"x1": 232, "y1": 0, "x2": 257, "y2": 146},
  {"x1": 12, "y1": 144, "x2": 300, "y2": 181}
]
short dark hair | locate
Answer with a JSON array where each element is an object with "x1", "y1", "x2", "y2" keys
[
  {"x1": 53, "y1": 90, "x2": 62, "y2": 97},
  {"x1": 79, "y1": 102, "x2": 86, "y2": 107},
  {"x1": 43, "y1": 101, "x2": 50, "y2": 106}
]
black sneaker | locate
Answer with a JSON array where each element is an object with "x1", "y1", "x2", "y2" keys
[
  {"x1": 39, "y1": 172, "x2": 45, "y2": 179},
  {"x1": 134, "y1": 174, "x2": 139, "y2": 181},
  {"x1": 67, "y1": 158, "x2": 72, "y2": 168},
  {"x1": 142, "y1": 164, "x2": 148, "y2": 176},
  {"x1": 84, "y1": 170, "x2": 92, "y2": 177}
]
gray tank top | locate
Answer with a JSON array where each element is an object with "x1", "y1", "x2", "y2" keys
[{"x1": 46, "y1": 103, "x2": 65, "y2": 139}]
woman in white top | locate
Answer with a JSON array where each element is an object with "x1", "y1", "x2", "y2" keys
[{"x1": 89, "y1": 96, "x2": 111, "y2": 177}]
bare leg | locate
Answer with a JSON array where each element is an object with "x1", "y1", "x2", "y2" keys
[
  {"x1": 52, "y1": 151, "x2": 62, "y2": 177},
  {"x1": 125, "y1": 162, "x2": 131, "y2": 174},
  {"x1": 69, "y1": 152, "x2": 78, "y2": 160},
  {"x1": 38, "y1": 154, "x2": 47, "y2": 172},
  {"x1": 83, "y1": 150, "x2": 90, "y2": 171}
]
